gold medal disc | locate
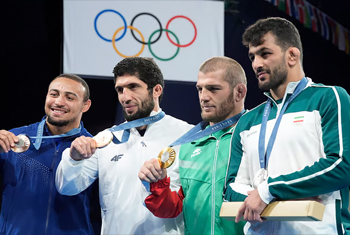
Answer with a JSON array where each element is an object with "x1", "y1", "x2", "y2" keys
[
  {"x1": 11, "y1": 134, "x2": 30, "y2": 153},
  {"x1": 93, "y1": 131, "x2": 113, "y2": 148},
  {"x1": 158, "y1": 147, "x2": 176, "y2": 169}
]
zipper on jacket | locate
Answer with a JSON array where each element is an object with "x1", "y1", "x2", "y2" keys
[
  {"x1": 211, "y1": 139, "x2": 220, "y2": 235},
  {"x1": 44, "y1": 141, "x2": 60, "y2": 235}
]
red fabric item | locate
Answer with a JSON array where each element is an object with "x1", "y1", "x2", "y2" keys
[{"x1": 145, "y1": 176, "x2": 184, "y2": 218}]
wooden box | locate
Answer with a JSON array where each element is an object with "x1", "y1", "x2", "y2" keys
[{"x1": 220, "y1": 201, "x2": 325, "y2": 221}]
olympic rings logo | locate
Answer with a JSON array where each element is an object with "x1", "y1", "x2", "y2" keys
[{"x1": 94, "y1": 10, "x2": 197, "y2": 61}]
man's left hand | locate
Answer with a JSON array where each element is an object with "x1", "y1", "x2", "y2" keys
[{"x1": 236, "y1": 189, "x2": 267, "y2": 223}]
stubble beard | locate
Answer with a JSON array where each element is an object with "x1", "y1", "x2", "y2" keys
[
  {"x1": 46, "y1": 115, "x2": 70, "y2": 127},
  {"x1": 258, "y1": 60, "x2": 288, "y2": 92},
  {"x1": 123, "y1": 94, "x2": 155, "y2": 122},
  {"x1": 201, "y1": 92, "x2": 235, "y2": 124}
]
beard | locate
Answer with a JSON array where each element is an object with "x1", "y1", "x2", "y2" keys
[
  {"x1": 123, "y1": 94, "x2": 155, "y2": 122},
  {"x1": 46, "y1": 115, "x2": 70, "y2": 127},
  {"x1": 258, "y1": 59, "x2": 288, "y2": 92},
  {"x1": 201, "y1": 91, "x2": 235, "y2": 124}
]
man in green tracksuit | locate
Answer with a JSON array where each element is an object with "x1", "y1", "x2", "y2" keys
[
  {"x1": 178, "y1": 125, "x2": 243, "y2": 235},
  {"x1": 224, "y1": 17, "x2": 350, "y2": 235},
  {"x1": 139, "y1": 56, "x2": 247, "y2": 234}
]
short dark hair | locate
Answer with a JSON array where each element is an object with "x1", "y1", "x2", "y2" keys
[
  {"x1": 242, "y1": 17, "x2": 303, "y2": 62},
  {"x1": 54, "y1": 74, "x2": 90, "y2": 102},
  {"x1": 199, "y1": 56, "x2": 247, "y2": 88},
  {"x1": 112, "y1": 57, "x2": 165, "y2": 102}
]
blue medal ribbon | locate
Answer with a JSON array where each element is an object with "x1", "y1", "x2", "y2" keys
[
  {"x1": 143, "y1": 109, "x2": 246, "y2": 192},
  {"x1": 258, "y1": 77, "x2": 308, "y2": 169},
  {"x1": 109, "y1": 111, "x2": 166, "y2": 144},
  {"x1": 30, "y1": 119, "x2": 82, "y2": 150},
  {"x1": 169, "y1": 109, "x2": 246, "y2": 147},
  {"x1": 28, "y1": 112, "x2": 165, "y2": 150}
]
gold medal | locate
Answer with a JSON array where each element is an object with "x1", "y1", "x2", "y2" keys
[
  {"x1": 93, "y1": 131, "x2": 113, "y2": 148},
  {"x1": 158, "y1": 147, "x2": 176, "y2": 169},
  {"x1": 11, "y1": 134, "x2": 30, "y2": 153}
]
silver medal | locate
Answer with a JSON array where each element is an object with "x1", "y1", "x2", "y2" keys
[
  {"x1": 252, "y1": 168, "x2": 268, "y2": 188},
  {"x1": 11, "y1": 134, "x2": 31, "y2": 153}
]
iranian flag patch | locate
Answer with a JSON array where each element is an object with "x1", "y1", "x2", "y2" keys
[{"x1": 293, "y1": 116, "x2": 304, "y2": 123}]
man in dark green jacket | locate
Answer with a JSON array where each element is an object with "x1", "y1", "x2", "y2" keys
[{"x1": 225, "y1": 17, "x2": 350, "y2": 235}]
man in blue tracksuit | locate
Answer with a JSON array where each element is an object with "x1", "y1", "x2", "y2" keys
[{"x1": 0, "y1": 74, "x2": 99, "y2": 234}]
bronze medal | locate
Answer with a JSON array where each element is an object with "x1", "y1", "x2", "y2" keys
[
  {"x1": 93, "y1": 131, "x2": 113, "y2": 148},
  {"x1": 158, "y1": 147, "x2": 176, "y2": 169},
  {"x1": 11, "y1": 134, "x2": 30, "y2": 153}
]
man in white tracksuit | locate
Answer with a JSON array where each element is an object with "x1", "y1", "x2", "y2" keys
[
  {"x1": 224, "y1": 17, "x2": 350, "y2": 234},
  {"x1": 55, "y1": 57, "x2": 193, "y2": 234}
]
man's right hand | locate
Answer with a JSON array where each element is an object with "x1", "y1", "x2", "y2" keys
[
  {"x1": 69, "y1": 136, "x2": 97, "y2": 161},
  {"x1": 0, "y1": 130, "x2": 18, "y2": 153},
  {"x1": 138, "y1": 158, "x2": 167, "y2": 183}
]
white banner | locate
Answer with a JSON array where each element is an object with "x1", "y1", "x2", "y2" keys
[{"x1": 63, "y1": 0, "x2": 224, "y2": 82}]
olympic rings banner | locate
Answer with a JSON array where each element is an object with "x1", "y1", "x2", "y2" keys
[{"x1": 63, "y1": 0, "x2": 224, "y2": 82}]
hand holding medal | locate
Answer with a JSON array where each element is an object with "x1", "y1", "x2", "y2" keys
[
  {"x1": 138, "y1": 110, "x2": 245, "y2": 185},
  {"x1": 93, "y1": 131, "x2": 113, "y2": 148},
  {"x1": 11, "y1": 134, "x2": 31, "y2": 153},
  {"x1": 155, "y1": 109, "x2": 246, "y2": 170},
  {"x1": 1, "y1": 119, "x2": 83, "y2": 154},
  {"x1": 0, "y1": 130, "x2": 30, "y2": 153}
]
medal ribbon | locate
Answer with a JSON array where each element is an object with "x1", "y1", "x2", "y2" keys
[
  {"x1": 109, "y1": 111, "x2": 165, "y2": 144},
  {"x1": 169, "y1": 109, "x2": 246, "y2": 147},
  {"x1": 258, "y1": 77, "x2": 308, "y2": 169},
  {"x1": 142, "y1": 109, "x2": 245, "y2": 192},
  {"x1": 30, "y1": 119, "x2": 82, "y2": 150}
]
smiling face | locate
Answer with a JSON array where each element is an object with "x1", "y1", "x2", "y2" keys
[
  {"x1": 44, "y1": 77, "x2": 91, "y2": 134},
  {"x1": 115, "y1": 75, "x2": 156, "y2": 122},
  {"x1": 248, "y1": 33, "x2": 288, "y2": 93},
  {"x1": 197, "y1": 69, "x2": 237, "y2": 125}
]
